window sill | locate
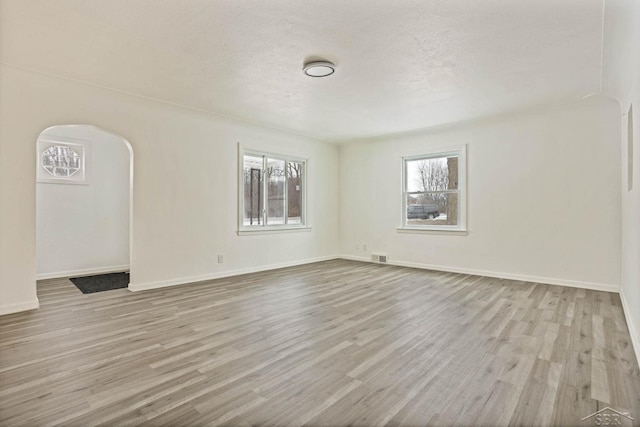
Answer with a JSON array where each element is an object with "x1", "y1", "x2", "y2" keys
[
  {"x1": 397, "y1": 227, "x2": 468, "y2": 236},
  {"x1": 237, "y1": 226, "x2": 312, "y2": 236}
]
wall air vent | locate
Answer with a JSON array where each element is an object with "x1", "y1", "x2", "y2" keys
[{"x1": 371, "y1": 254, "x2": 388, "y2": 263}]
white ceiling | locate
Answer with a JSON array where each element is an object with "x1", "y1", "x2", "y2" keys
[{"x1": 1, "y1": 0, "x2": 604, "y2": 142}]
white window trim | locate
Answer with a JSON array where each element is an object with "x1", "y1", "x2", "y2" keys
[
  {"x1": 399, "y1": 145, "x2": 467, "y2": 233},
  {"x1": 238, "y1": 145, "x2": 309, "y2": 235}
]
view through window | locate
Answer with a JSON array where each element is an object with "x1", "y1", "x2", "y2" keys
[
  {"x1": 403, "y1": 150, "x2": 464, "y2": 230},
  {"x1": 242, "y1": 152, "x2": 305, "y2": 228}
]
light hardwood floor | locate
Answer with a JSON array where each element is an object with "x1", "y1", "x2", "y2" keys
[{"x1": 1, "y1": 260, "x2": 639, "y2": 426}]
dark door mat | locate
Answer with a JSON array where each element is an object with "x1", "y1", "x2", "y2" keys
[{"x1": 70, "y1": 272, "x2": 130, "y2": 294}]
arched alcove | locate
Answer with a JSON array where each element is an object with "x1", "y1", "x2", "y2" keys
[{"x1": 35, "y1": 124, "x2": 134, "y2": 287}]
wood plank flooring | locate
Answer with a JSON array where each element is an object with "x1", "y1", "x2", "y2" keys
[{"x1": 1, "y1": 259, "x2": 639, "y2": 426}]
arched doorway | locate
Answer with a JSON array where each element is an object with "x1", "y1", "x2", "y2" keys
[{"x1": 35, "y1": 125, "x2": 133, "y2": 287}]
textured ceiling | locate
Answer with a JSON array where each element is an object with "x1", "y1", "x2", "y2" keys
[{"x1": 1, "y1": 0, "x2": 604, "y2": 142}]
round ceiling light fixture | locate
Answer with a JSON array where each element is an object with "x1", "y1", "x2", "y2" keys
[{"x1": 303, "y1": 60, "x2": 335, "y2": 77}]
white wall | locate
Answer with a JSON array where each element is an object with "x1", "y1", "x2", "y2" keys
[
  {"x1": 0, "y1": 68, "x2": 39, "y2": 314},
  {"x1": 36, "y1": 126, "x2": 130, "y2": 279},
  {"x1": 0, "y1": 64, "x2": 339, "y2": 314},
  {"x1": 339, "y1": 98, "x2": 621, "y2": 291},
  {"x1": 603, "y1": 0, "x2": 640, "y2": 361}
]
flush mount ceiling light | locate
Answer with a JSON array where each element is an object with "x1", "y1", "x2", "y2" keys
[{"x1": 303, "y1": 61, "x2": 335, "y2": 77}]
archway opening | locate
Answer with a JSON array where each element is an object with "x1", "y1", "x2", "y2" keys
[{"x1": 35, "y1": 125, "x2": 133, "y2": 289}]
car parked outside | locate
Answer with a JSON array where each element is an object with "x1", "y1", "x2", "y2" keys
[{"x1": 407, "y1": 204, "x2": 440, "y2": 219}]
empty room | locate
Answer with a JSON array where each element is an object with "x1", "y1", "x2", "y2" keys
[{"x1": 1, "y1": 0, "x2": 639, "y2": 425}]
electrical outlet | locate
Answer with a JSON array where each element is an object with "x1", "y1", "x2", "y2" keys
[
  {"x1": 363, "y1": 244, "x2": 367, "y2": 252},
  {"x1": 217, "y1": 254, "x2": 224, "y2": 264},
  {"x1": 355, "y1": 244, "x2": 360, "y2": 250}
]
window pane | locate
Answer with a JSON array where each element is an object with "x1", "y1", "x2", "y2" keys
[
  {"x1": 406, "y1": 193, "x2": 458, "y2": 226},
  {"x1": 243, "y1": 155, "x2": 263, "y2": 225},
  {"x1": 266, "y1": 158, "x2": 285, "y2": 225},
  {"x1": 240, "y1": 151, "x2": 307, "y2": 229},
  {"x1": 287, "y1": 161, "x2": 303, "y2": 224},
  {"x1": 406, "y1": 156, "x2": 458, "y2": 192},
  {"x1": 42, "y1": 145, "x2": 82, "y2": 177}
]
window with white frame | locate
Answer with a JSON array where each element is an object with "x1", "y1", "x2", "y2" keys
[
  {"x1": 402, "y1": 147, "x2": 466, "y2": 231},
  {"x1": 240, "y1": 150, "x2": 306, "y2": 230},
  {"x1": 36, "y1": 139, "x2": 89, "y2": 184}
]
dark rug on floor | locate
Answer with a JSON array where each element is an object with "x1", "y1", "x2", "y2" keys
[{"x1": 70, "y1": 272, "x2": 130, "y2": 294}]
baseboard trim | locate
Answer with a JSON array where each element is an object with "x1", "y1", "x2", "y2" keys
[
  {"x1": 0, "y1": 298, "x2": 40, "y2": 316},
  {"x1": 619, "y1": 289, "x2": 640, "y2": 368},
  {"x1": 36, "y1": 264, "x2": 130, "y2": 280},
  {"x1": 43, "y1": 256, "x2": 618, "y2": 295},
  {"x1": 128, "y1": 256, "x2": 338, "y2": 292},
  {"x1": 338, "y1": 255, "x2": 620, "y2": 293}
]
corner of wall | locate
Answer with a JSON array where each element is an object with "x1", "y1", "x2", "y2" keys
[
  {"x1": 620, "y1": 287, "x2": 640, "y2": 368},
  {"x1": 0, "y1": 298, "x2": 40, "y2": 316}
]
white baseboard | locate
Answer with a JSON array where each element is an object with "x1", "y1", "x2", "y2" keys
[
  {"x1": 338, "y1": 254, "x2": 620, "y2": 293},
  {"x1": 128, "y1": 256, "x2": 338, "y2": 292},
  {"x1": 339, "y1": 255, "x2": 373, "y2": 263},
  {"x1": 0, "y1": 298, "x2": 40, "y2": 316},
  {"x1": 36, "y1": 257, "x2": 620, "y2": 294},
  {"x1": 619, "y1": 289, "x2": 640, "y2": 368},
  {"x1": 36, "y1": 264, "x2": 130, "y2": 280}
]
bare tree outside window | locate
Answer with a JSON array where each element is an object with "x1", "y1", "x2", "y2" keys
[
  {"x1": 405, "y1": 154, "x2": 460, "y2": 227},
  {"x1": 241, "y1": 152, "x2": 305, "y2": 228},
  {"x1": 266, "y1": 159, "x2": 285, "y2": 224},
  {"x1": 287, "y1": 162, "x2": 303, "y2": 224}
]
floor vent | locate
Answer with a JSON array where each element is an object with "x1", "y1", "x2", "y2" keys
[{"x1": 372, "y1": 254, "x2": 388, "y2": 263}]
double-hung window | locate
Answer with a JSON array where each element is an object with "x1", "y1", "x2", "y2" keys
[
  {"x1": 239, "y1": 150, "x2": 306, "y2": 231},
  {"x1": 402, "y1": 147, "x2": 466, "y2": 231}
]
